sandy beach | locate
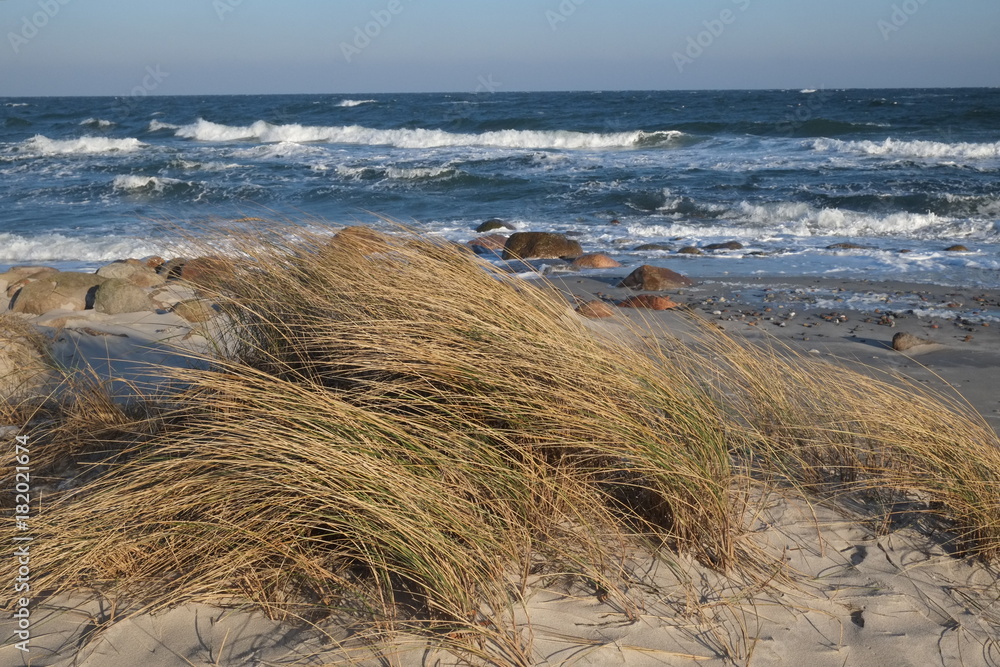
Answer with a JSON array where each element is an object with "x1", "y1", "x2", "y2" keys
[{"x1": 1, "y1": 245, "x2": 999, "y2": 667}]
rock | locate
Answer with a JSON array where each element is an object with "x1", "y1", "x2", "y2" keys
[
  {"x1": 143, "y1": 256, "x2": 166, "y2": 271},
  {"x1": 704, "y1": 241, "x2": 744, "y2": 251},
  {"x1": 178, "y1": 256, "x2": 232, "y2": 288},
  {"x1": 97, "y1": 259, "x2": 166, "y2": 288},
  {"x1": 618, "y1": 295, "x2": 680, "y2": 311},
  {"x1": 468, "y1": 234, "x2": 508, "y2": 253},
  {"x1": 677, "y1": 246, "x2": 703, "y2": 255},
  {"x1": 476, "y1": 218, "x2": 515, "y2": 233},
  {"x1": 634, "y1": 243, "x2": 674, "y2": 252},
  {"x1": 944, "y1": 245, "x2": 970, "y2": 252},
  {"x1": 501, "y1": 232, "x2": 583, "y2": 260},
  {"x1": 94, "y1": 279, "x2": 154, "y2": 315},
  {"x1": 827, "y1": 243, "x2": 873, "y2": 250},
  {"x1": 1, "y1": 266, "x2": 58, "y2": 282},
  {"x1": 619, "y1": 265, "x2": 694, "y2": 291},
  {"x1": 10, "y1": 272, "x2": 106, "y2": 315},
  {"x1": 892, "y1": 332, "x2": 935, "y2": 352},
  {"x1": 570, "y1": 253, "x2": 621, "y2": 270},
  {"x1": 609, "y1": 219, "x2": 622, "y2": 226},
  {"x1": 575, "y1": 301, "x2": 616, "y2": 319},
  {"x1": 172, "y1": 299, "x2": 218, "y2": 323},
  {"x1": 0, "y1": 315, "x2": 52, "y2": 400},
  {"x1": 158, "y1": 258, "x2": 188, "y2": 278}
]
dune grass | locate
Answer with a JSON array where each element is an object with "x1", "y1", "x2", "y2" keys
[{"x1": 2, "y1": 222, "x2": 999, "y2": 663}]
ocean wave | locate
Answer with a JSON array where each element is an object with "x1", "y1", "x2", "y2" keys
[
  {"x1": 19, "y1": 135, "x2": 147, "y2": 156},
  {"x1": 0, "y1": 232, "x2": 164, "y2": 264},
  {"x1": 148, "y1": 120, "x2": 181, "y2": 132},
  {"x1": 112, "y1": 175, "x2": 189, "y2": 192},
  {"x1": 335, "y1": 164, "x2": 458, "y2": 181},
  {"x1": 631, "y1": 201, "x2": 997, "y2": 241},
  {"x1": 80, "y1": 118, "x2": 116, "y2": 128},
  {"x1": 4, "y1": 103, "x2": 29, "y2": 108},
  {"x1": 337, "y1": 99, "x2": 377, "y2": 107},
  {"x1": 813, "y1": 138, "x2": 1000, "y2": 160},
  {"x1": 174, "y1": 119, "x2": 690, "y2": 150}
]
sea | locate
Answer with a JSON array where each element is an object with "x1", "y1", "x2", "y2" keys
[{"x1": 1, "y1": 89, "x2": 999, "y2": 286}]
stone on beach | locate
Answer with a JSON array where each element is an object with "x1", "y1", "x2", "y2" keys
[
  {"x1": 501, "y1": 232, "x2": 583, "y2": 260},
  {"x1": 97, "y1": 259, "x2": 166, "y2": 288},
  {"x1": 10, "y1": 272, "x2": 106, "y2": 315},
  {"x1": 677, "y1": 246, "x2": 703, "y2": 255},
  {"x1": 704, "y1": 241, "x2": 745, "y2": 251},
  {"x1": 618, "y1": 295, "x2": 680, "y2": 311},
  {"x1": 575, "y1": 300, "x2": 616, "y2": 319},
  {"x1": 94, "y1": 279, "x2": 155, "y2": 315},
  {"x1": 619, "y1": 265, "x2": 694, "y2": 290},
  {"x1": 945, "y1": 245, "x2": 970, "y2": 252},
  {"x1": 178, "y1": 256, "x2": 233, "y2": 288},
  {"x1": 570, "y1": 253, "x2": 621, "y2": 270},
  {"x1": 476, "y1": 218, "x2": 515, "y2": 233},
  {"x1": 892, "y1": 331, "x2": 936, "y2": 352}
]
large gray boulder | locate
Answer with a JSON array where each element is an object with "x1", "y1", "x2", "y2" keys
[
  {"x1": 501, "y1": 232, "x2": 583, "y2": 260},
  {"x1": 97, "y1": 260, "x2": 166, "y2": 288},
  {"x1": 10, "y1": 272, "x2": 106, "y2": 315},
  {"x1": 94, "y1": 279, "x2": 155, "y2": 315}
]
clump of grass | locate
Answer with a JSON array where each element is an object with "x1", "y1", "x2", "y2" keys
[
  {"x1": 708, "y1": 334, "x2": 1000, "y2": 559},
  {"x1": 2, "y1": 224, "x2": 738, "y2": 653}
]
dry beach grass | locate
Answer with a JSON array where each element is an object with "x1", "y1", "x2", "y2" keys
[{"x1": 1, "y1": 223, "x2": 999, "y2": 665}]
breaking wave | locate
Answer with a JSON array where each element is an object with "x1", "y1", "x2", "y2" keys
[
  {"x1": 813, "y1": 138, "x2": 1000, "y2": 160},
  {"x1": 19, "y1": 135, "x2": 146, "y2": 155},
  {"x1": 174, "y1": 119, "x2": 690, "y2": 150}
]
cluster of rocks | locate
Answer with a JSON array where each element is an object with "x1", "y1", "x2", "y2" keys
[
  {"x1": 1, "y1": 257, "x2": 224, "y2": 323},
  {"x1": 466, "y1": 224, "x2": 697, "y2": 319}
]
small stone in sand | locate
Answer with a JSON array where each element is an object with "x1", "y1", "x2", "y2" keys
[
  {"x1": 892, "y1": 331, "x2": 935, "y2": 352},
  {"x1": 575, "y1": 301, "x2": 616, "y2": 319},
  {"x1": 570, "y1": 253, "x2": 621, "y2": 270},
  {"x1": 619, "y1": 265, "x2": 694, "y2": 291}
]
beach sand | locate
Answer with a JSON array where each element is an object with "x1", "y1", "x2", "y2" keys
[{"x1": 2, "y1": 266, "x2": 999, "y2": 666}]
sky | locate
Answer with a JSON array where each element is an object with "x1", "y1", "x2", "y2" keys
[{"x1": 1, "y1": 0, "x2": 998, "y2": 96}]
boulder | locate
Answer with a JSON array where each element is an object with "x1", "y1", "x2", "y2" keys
[
  {"x1": 178, "y1": 256, "x2": 232, "y2": 288},
  {"x1": 704, "y1": 241, "x2": 744, "y2": 251},
  {"x1": 158, "y1": 258, "x2": 188, "y2": 279},
  {"x1": 618, "y1": 295, "x2": 680, "y2": 311},
  {"x1": 619, "y1": 265, "x2": 694, "y2": 291},
  {"x1": 570, "y1": 253, "x2": 621, "y2": 270},
  {"x1": 501, "y1": 232, "x2": 583, "y2": 261},
  {"x1": 827, "y1": 243, "x2": 873, "y2": 250},
  {"x1": 892, "y1": 332, "x2": 936, "y2": 352},
  {"x1": 2, "y1": 266, "x2": 58, "y2": 282},
  {"x1": 944, "y1": 245, "x2": 970, "y2": 252},
  {"x1": 677, "y1": 246, "x2": 703, "y2": 255},
  {"x1": 172, "y1": 299, "x2": 218, "y2": 323},
  {"x1": 575, "y1": 301, "x2": 616, "y2": 319},
  {"x1": 143, "y1": 256, "x2": 166, "y2": 271},
  {"x1": 97, "y1": 259, "x2": 166, "y2": 288},
  {"x1": 10, "y1": 272, "x2": 106, "y2": 315},
  {"x1": 476, "y1": 219, "x2": 515, "y2": 233},
  {"x1": 634, "y1": 243, "x2": 674, "y2": 252},
  {"x1": 94, "y1": 279, "x2": 155, "y2": 315}
]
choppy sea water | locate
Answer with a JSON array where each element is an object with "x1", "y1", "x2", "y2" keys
[{"x1": 1, "y1": 89, "x2": 998, "y2": 285}]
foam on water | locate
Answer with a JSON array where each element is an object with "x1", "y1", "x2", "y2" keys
[
  {"x1": 112, "y1": 175, "x2": 188, "y2": 192},
  {"x1": 18, "y1": 135, "x2": 146, "y2": 156},
  {"x1": 813, "y1": 138, "x2": 1000, "y2": 161},
  {"x1": 337, "y1": 99, "x2": 377, "y2": 107},
  {"x1": 174, "y1": 119, "x2": 689, "y2": 150},
  {"x1": 148, "y1": 120, "x2": 181, "y2": 132},
  {"x1": 0, "y1": 232, "x2": 165, "y2": 266},
  {"x1": 80, "y1": 118, "x2": 116, "y2": 128}
]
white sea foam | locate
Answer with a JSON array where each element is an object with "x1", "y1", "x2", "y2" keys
[
  {"x1": 80, "y1": 118, "x2": 116, "y2": 128},
  {"x1": 148, "y1": 120, "x2": 181, "y2": 132},
  {"x1": 174, "y1": 119, "x2": 688, "y2": 150},
  {"x1": 813, "y1": 138, "x2": 1000, "y2": 160},
  {"x1": 0, "y1": 233, "x2": 164, "y2": 264},
  {"x1": 20, "y1": 135, "x2": 146, "y2": 155},
  {"x1": 4, "y1": 103, "x2": 29, "y2": 108},
  {"x1": 800, "y1": 89, "x2": 818, "y2": 94},
  {"x1": 112, "y1": 175, "x2": 187, "y2": 192},
  {"x1": 337, "y1": 99, "x2": 377, "y2": 107}
]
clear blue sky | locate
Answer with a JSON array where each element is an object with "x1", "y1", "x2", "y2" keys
[{"x1": 1, "y1": 0, "x2": 997, "y2": 96}]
